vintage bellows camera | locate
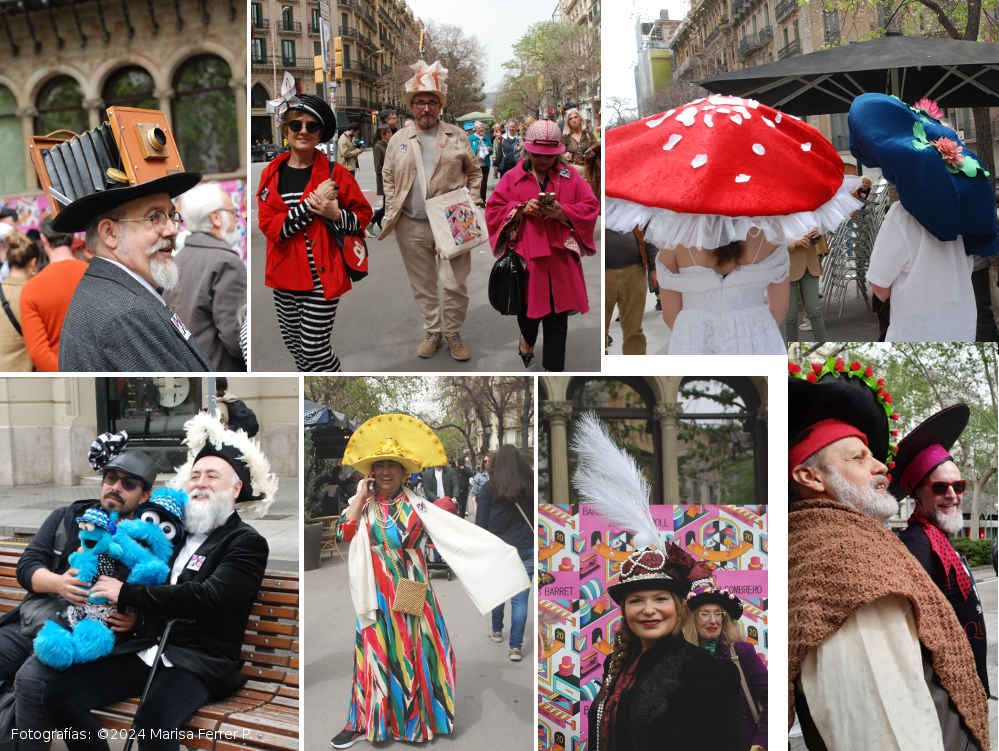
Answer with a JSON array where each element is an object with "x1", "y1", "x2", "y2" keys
[{"x1": 28, "y1": 107, "x2": 199, "y2": 233}]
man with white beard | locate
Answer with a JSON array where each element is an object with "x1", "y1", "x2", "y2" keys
[
  {"x1": 787, "y1": 363, "x2": 989, "y2": 751},
  {"x1": 164, "y1": 183, "x2": 247, "y2": 371},
  {"x1": 33, "y1": 413, "x2": 274, "y2": 750},
  {"x1": 56, "y1": 189, "x2": 211, "y2": 371},
  {"x1": 893, "y1": 404, "x2": 990, "y2": 696}
]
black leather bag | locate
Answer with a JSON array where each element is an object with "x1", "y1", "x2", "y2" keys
[{"x1": 488, "y1": 250, "x2": 527, "y2": 315}]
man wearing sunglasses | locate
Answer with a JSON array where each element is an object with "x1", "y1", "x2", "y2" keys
[
  {"x1": 894, "y1": 404, "x2": 990, "y2": 697},
  {"x1": 0, "y1": 449, "x2": 156, "y2": 740}
]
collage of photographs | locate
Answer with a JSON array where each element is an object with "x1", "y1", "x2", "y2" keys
[{"x1": 0, "y1": 0, "x2": 995, "y2": 750}]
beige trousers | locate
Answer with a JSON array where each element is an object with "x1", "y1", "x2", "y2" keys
[{"x1": 395, "y1": 214, "x2": 471, "y2": 336}]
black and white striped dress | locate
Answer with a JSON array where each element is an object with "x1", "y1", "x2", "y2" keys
[{"x1": 273, "y1": 163, "x2": 361, "y2": 371}]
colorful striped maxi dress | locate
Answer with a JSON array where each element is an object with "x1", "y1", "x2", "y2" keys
[{"x1": 335, "y1": 494, "x2": 456, "y2": 742}]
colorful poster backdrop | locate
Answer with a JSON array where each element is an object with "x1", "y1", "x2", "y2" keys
[{"x1": 538, "y1": 504, "x2": 768, "y2": 751}]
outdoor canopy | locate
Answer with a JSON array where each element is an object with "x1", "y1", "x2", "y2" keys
[
  {"x1": 699, "y1": 34, "x2": 999, "y2": 115},
  {"x1": 455, "y1": 111, "x2": 495, "y2": 123},
  {"x1": 304, "y1": 399, "x2": 359, "y2": 460}
]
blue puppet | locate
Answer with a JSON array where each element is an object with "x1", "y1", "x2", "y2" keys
[{"x1": 33, "y1": 489, "x2": 185, "y2": 670}]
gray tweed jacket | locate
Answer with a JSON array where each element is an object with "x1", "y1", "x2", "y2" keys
[{"x1": 58, "y1": 258, "x2": 210, "y2": 372}]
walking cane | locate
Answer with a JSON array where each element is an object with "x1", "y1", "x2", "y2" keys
[{"x1": 123, "y1": 618, "x2": 177, "y2": 751}]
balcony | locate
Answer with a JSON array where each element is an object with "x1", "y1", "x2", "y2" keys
[
  {"x1": 759, "y1": 24, "x2": 773, "y2": 43},
  {"x1": 824, "y1": 28, "x2": 841, "y2": 45},
  {"x1": 251, "y1": 17, "x2": 269, "y2": 29},
  {"x1": 777, "y1": 37, "x2": 801, "y2": 58},
  {"x1": 775, "y1": 0, "x2": 797, "y2": 23},
  {"x1": 738, "y1": 32, "x2": 763, "y2": 58},
  {"x1": 309, "y1": 23, "x2": 320, "y2": 35},
  {"x1": 278, "y1": 20, "x2": 302, "y2": 34},
  {"x1": 251, "y1": 54, "x2": 270, "y2": 66}
]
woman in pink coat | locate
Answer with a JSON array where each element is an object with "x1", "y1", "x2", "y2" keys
[{"x1": 485, "y1": 120, "x2": 598, "y2": 371}]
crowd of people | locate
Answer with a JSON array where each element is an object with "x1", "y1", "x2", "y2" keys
[
  {"x1": 0, "y1": 181, "x2": 248, "y2": 372},
  {"x1": 257, "y1": 58, "x2": 600, "y2": 372},
  {"x1": 604, "y1": 93, "x2": 998, "y2": 354}
]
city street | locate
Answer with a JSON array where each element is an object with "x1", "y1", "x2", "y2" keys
[
  {"x1": 789, "y1": 565, "x2": 998, "y2": 751},
  {"x1": 303, "y1": 550, "x2": 535, "y2": 748},
  {"x1": 250, "y1": 149, "x2": 602, "y2": 372}
]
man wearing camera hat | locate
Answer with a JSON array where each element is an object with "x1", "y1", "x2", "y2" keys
[
  {"x1": 0, "y1": 432, "x2": 156, "y2": 742},
  {"x1": 891, "y1": 404, "x2": 990, "y2": 697},
  {"x1": 16, "y1": 412, "x2": 274, "y2": 746},
  {"x1": 787, "y1": 360, "x2": 988, "y2": 751},
  {"x1": 379, "y1": 60, "x2": 481, "y2": 361},
  {"x1": 28, "y1": 109, "x2": 211, "y2": 371}
]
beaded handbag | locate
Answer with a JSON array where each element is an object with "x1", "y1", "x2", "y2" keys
[{"x1": 392, "y1": 578, "x2": 427, "y2": 616}]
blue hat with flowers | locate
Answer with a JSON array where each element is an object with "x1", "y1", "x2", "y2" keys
[
  {"x1": 848, "y1": 93, "x2": 997, "y2": 257},
  {"x1": 77, "y1": 507, "x2": 117, "y2": 533}
]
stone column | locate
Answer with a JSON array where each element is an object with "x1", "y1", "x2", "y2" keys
[
  {"x1": 155, "y1": 89, "x2": 174, "y2": 128},
  {"x1": 543, "y1": 400, "x2": 573, "y2": 506},
  {"x1": 83, "y1": 97, "x2": 103, "y2": 129},
  {"x1": 18, "y1": 106, "x2": 38, "y2": 190},
  {"x1": 654, "y1": 403, "x2": 682, "y2": 504},
  {"x1": 231, "y1": 77, "x2": 247, "y2": 174}
]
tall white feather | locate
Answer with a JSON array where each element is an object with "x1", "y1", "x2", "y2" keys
[{"x1": 570, "y1": 412, "x2": 662, "y2": 549}]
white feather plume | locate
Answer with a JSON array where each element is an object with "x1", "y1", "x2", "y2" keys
[{"x1": 570, "y1": 412, "x2": 662, "y2": 549}]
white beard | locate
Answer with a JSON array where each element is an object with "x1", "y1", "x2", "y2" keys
[
  {"x1": 220, "y1": 220, "x2": 243, "y2": 251},
  {"x1": 185, "y1": 486, "x2": 236, "y2": 534},
  {"x1": 150, "y1": 255, "x2": 179, "y2": 291},
  {"x1": 825, "y1": 466, "x2": 897, "y2": 522},
  {"x1": 930, "y1": 505, "x2": 965, "y2": 536}
]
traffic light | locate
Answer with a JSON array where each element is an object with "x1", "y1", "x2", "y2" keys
[
  {"x1": 314, "y1": 55, "x2": 324, "y2": 84},
  {"x1": 371, "y1": 110, "x2": 377, "y2": 125},
  {"x1": 334, "y1": 36, "x2": 344, "y2": 82}
]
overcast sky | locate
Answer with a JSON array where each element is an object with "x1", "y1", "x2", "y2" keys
[
  {"x1": 405, "y1": 0, "x2": 559, "y2": 90},
  {"x1": 604, "y1": 0, "x2": 690, "y2": 112}
]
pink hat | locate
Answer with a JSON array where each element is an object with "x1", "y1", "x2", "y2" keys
[{"x1": 524, "y1": 120, "x2": 566, "y2": 156}]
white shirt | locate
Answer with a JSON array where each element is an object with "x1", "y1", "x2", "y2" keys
[
  {"x1": 137, "y1": 532, "x2": 208, "y2": 668},
  {"x1": 95, "y1": 256, "x2": 167, "y2": 304},
  {"x1": 866, "y1": 202, "x2": 975, "y2": 342},
  {"x1": 434, "y1": 467, "x2": 444, "y2": 498},
  {"x1": 800, "y1": 596, "x2": 945, "y2": 751}
]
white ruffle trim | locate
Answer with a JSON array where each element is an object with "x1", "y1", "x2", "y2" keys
[{"x1": 607, "y1": 175, "x2": 864, "y2": 250}]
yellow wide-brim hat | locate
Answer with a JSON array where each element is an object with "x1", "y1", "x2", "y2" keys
[{"x1": 342, "y1": 413, "x2": 447, "y2": 475}]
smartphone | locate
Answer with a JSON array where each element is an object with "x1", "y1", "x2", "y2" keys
[
  {"x1": 367, "y1": 479, "x2": 375, "y2": 492},
  {"x1": 539, "y1": 192, "x2": 555, "y2": 207}
]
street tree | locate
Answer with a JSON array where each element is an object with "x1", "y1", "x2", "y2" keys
[
  {"x1": 305, "y1": 376, "x2": 427, "y2": 422},
  {"x1": 423, "y1": 21, "x2": 487, "y2": 117}
]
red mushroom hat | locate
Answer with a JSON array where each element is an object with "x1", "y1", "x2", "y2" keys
[{"x1": 606, "y1": 95, "x2": 863, "y2": 250}]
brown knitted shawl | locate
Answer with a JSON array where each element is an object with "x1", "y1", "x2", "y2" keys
[{"x1": 788, "y1": 497, "x2": 989, "y2": 750}]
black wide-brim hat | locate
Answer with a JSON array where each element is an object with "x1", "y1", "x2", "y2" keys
[
  {"x1": 194, "y1": 442, "x2": 263, "y2": 503},
  {"x1": 789, "y1": 374, "x2": 890, "y2": 464},
  {"x1": 52, "y1": 172, "x2": 201, "y2": 233},
  {"x1": 287, "y1": 94, "x2": 337, "y2": 143},
  {"x1": 889, "y1": 403, "x2": 969, "y2": 499},
  {"x1": 686, "y1": 587, "x2": 744, "y2": 621}
]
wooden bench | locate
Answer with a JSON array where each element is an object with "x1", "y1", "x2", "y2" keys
[{"x1": 0, "y1": 545, "x2": 299, "y2": 751}]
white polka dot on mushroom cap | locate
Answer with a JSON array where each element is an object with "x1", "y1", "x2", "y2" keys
[
  {"x1": 776, "y1": 113, "x2": 783, "y2": 123},
  {"x1": 646, "y1": 109, "x2": 675, "y2": 128},
  {"x1": 730, "y1": 114, "x2": 743, "y2": 125},
  {"x1": 677, "y1": 107, "x2": 698, "y2": 126},
  {"x1": 801, "y1": 142, "x2": 812, "y2": 152},
  {"x1": 761, "y1": 117, "x2": 775, "y2": 128},
  {"x1": 752, "y1": 143, "x2": 765, "y2": 155},
  {"x1": 735, "y1": 174, "x2": 751, "y2": 183},
  {"x1": 663, "y1": 133, "x2": 682, "y2": 151},
  {"x1": 704, "y1": 113, "x2": 714, "y2": 128},
  {"x1": 691, "y1": 154, "x2": 708, "y2": 168}
]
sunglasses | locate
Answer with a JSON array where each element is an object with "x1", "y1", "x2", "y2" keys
[
  {"x1": 103, "y1": 469, "x2": 143, "y2": 492},
  {"x1": 287, "y1": 120, "x2": 322, "y2": 134},
  {"x1": 919, "y1": 480, "x2": 966, "y2": 495}
]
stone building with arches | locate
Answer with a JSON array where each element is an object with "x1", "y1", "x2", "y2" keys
[
  {"x1": 540, "y1": 375, "x2": 769, "y2": 505},
  {"x1": 0, "y1": 0, "x2": 245, "y2": 198}
]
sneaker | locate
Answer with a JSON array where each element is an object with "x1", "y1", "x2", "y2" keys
[
  {"x1": 508, "y1": 646, "x2": 523, "y2": 662},
  {"x1": 417, "y1": 332, "x2": 442, "y2": 358},
  {"x1": 489, "y1": 631, "x2": 503, "y2": 643},
  {"x1": 330, "y1": 730, "x2": 363, "y2": 749},
  {"x1": 445, "y1": 333, "x2": 470, "y2": 361}
]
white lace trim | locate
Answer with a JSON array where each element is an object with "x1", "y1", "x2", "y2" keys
[
  {"x1": 608, "y1": 175, "x2": 864, "y2": 250},
  {"x1": 654, "y1": 245, "x2": 790, "y2": 293}
]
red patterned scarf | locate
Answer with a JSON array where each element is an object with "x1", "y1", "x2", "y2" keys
[{"x1": 908, "y1": 509, "x2": 971, "y2": 600}]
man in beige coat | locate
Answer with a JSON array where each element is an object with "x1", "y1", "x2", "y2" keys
[{"x1": 379, "y1": 59, "x2": 481, "y2": 361}]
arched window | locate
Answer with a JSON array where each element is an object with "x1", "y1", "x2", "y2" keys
[
  {"x1": 171, "y1": 55, "x2": 237, "y2": 173},
  {"x1": 34, "y1": 75, "x2": 87, "y2": 136},
  {"x1": 282, "y1": 5, "x2": 293, "y2": 29},
  {"x1": 251, "y1": 82, "x2": 269, "y2": 109},
  {"x1": 0, "y1": 85, "x2": 25, "y2": 194},
  {"x1": 102, "y1": 66, "x2": 157, "y2": 114}
]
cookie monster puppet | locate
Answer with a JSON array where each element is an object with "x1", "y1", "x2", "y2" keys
[{"x1": 32, "y1": 432, "x2": 186, "y2": 670}]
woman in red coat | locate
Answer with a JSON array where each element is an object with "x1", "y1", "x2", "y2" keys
[{"x1": 257, "y1": 94, "x2": 372, "y2": 371}]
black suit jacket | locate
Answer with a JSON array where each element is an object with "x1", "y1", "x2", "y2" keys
[
  {"x1": 421, "y1": 466, "x2": 459, "y2": 499},
  {"x1": 59, "y1": 257, "x2": 210, "y2": 372},
  {"x1": 117, "y1": 512, "x2": 268, "y2": 699}
]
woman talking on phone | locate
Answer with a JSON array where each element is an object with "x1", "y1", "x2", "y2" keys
[
  {"x1": 485, "y1": 119, "x2": 598, "y2": 372},
  {"x1": 257, "y1": 94, "x2": 371, "y2": 371}
]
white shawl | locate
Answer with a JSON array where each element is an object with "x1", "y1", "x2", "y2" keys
[{"x1": 347, "y1": 488, "x2": 531, "y2": 629}]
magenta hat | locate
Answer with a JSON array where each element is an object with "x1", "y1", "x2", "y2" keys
[{"x1": 524, "y1": 120, "x2": 566, "y2": 156}]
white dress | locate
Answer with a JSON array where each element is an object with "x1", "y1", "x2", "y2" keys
[{"x1": 656, "y1": 246, "x2": 789, "y2": 354}]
